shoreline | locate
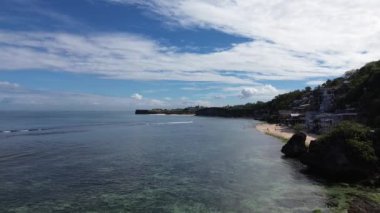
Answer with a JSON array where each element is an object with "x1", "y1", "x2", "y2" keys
[
  {"x1": 146, "y1": 113, "x2": 195, "y2": 116},
  {"x1": 256, "y1": 123, "x2": 318, "y2": 146}
]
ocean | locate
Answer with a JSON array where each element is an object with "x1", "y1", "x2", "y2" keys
[{"x1": 0, "y1": 111, "x2": 328, "y2": 212}]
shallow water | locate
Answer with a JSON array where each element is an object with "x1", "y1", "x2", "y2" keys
[{"x1": 0, "y1": 111, "x2": 329, "y2": 212}]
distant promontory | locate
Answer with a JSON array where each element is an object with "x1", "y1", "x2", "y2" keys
[{"x1": 135, "y1": 106, "x2": 203, "y2": 115}]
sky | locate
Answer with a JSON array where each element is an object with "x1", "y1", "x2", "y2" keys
[{"x1": 0, "y1": 0, "x2": 379, "y2": 110}]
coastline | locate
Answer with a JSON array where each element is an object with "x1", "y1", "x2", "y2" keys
[
  {"x1": 256, "y1": 123, "x2": 318, "y2": 146},
  {"x1": 146, "y1": 113, "x2": 195, "y2": 116}
]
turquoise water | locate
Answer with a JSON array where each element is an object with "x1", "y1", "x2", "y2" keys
[{"x1": 0, "y1": 112, "x2": 328, "y2": 212}]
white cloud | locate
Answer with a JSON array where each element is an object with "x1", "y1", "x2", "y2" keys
[
  {"x1": 240, "y1": 88, "x2": 258, "y2": 99},
  {"x1": 0, "y1": 31, "x2": 258, "y2": 84},
  {"x1": 121, "y1": 0, "x2": 380, "y2": 51},
  {"x1": 108, "y1": 0, "x2": 380, "y2": 77},
  {"x1": 0, "y1": 88, "x2": 166, "y2": 110},
  {"x1": 179, "y1": 98, "x2": 211, "y2": 107},
  {"x1": 0, "y1": 81, "x2": 20, "y2": 89},
  {"x1": 212, "y1": 95, "x2": 225, "y2": 100},
  {"x1": 306, "y1": 80, "x2": 326, "y2": 86},
  {"x1": 181, "y1": 85, "x2": 221, "y2": 91},
  {"x1": 0, "y1": 81, "x2": 167, "y2": 110},
  {"x1": 238, "y1": 84, "x2": 281, "y2": 99},
  {"x1": 131, "y1": 93, "x2": 143, "y2": 100},
  {"x1": 0, "y1": 26, "x2": 376, "y2": 86},
  {"x1": 0, "y1": 80, "x2": 213, "y2": 110},
  {"x1": 1, "y1": 0, "x2": 379, "y2": 109}
]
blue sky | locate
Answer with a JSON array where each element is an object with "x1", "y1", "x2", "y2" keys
[{"x1": 0, "y1": 0, "x2": 379, "y2": 110}]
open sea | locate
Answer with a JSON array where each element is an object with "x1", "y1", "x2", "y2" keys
[{"x1": 0, "y1": 111, "x2": 330, "y2": 212}]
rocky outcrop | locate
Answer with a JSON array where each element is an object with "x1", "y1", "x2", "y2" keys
[
  {"x1": 348, "y1": 196, "x2": 380, "y2": 213},
  {"x1": 281, "y1": 132, "x2": 307, "y2": 158},
  {"x1": 300, "y1": 122, "x2": 378, "y2": 179},
  {"x1": 300, "y1": 139, "x2": 377, "y2": 178}
]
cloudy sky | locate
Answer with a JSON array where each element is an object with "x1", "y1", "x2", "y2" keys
[{"x1": 0, "y1": 0, "x2": 379, "y2": 110}]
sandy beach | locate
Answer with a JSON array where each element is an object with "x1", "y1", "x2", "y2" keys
[{"x1": 256, "y1": 123, "x2": 318, "y2": 147}]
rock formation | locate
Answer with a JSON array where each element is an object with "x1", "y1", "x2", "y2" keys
[{"x1": 281, "y1": 132, "x2": 307, "y2": 158}]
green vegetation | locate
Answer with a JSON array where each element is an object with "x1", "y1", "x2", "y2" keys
[
  {"x1": 317, "y1": 121, "x2": 377, "y2": 165},
  {"x1": 195, "y1": 59, "x2": 380, "y2": 129},
  {"x1": 267, "y1": 89, "x2": 309, "y2": 111},
  {"x1": 300, "y1": 120, "x2": 379, "y2": 181},
  {"x1": 195, "y1": 88, "x2": 313, "y2": 122},
  {"x1": 136, "y1": 106, "x2": 203, "y2": 115},
  {"x1": 336, "y1": 60, "x2": 380, "y2": 127},
  {"x1": 325, "y1": 184, "x2": 380, "y2": 212},
  {"x1": 292, "y1": 124, "x2": 304, "y2": 133},
  {"x1": 347, "y1": 139, "x2": 377, "y2": 164}
]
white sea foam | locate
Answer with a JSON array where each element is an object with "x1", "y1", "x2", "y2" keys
[
  {"x1": 167, "y1": 121, "x2": 193, "y2": 124},
  {"x1": 1, "y1": 128, "x2": 40, "y2": 134},
  {"x1": 151, "y1": 121, "x2": 193, "y2": 125}
]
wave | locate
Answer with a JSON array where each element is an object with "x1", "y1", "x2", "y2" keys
[
  {"x1": 22, "y1": 130, "x2": 86, "y2": 137},
  {"x1": 0, "y1": 128, "x2": 45, "y2": 134},
  {"x1": 148, "y1": 114, "x2": 194, "y2": 116},
  {"x1": 0, "y1": 120, "x2": 194, "y2": 136},
  {"x1": 167, "y1": 121, "x2": 193, "y2": 124},
  {"x1": 149, "y1": 121, "x2": 193, "y2": 125}
]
